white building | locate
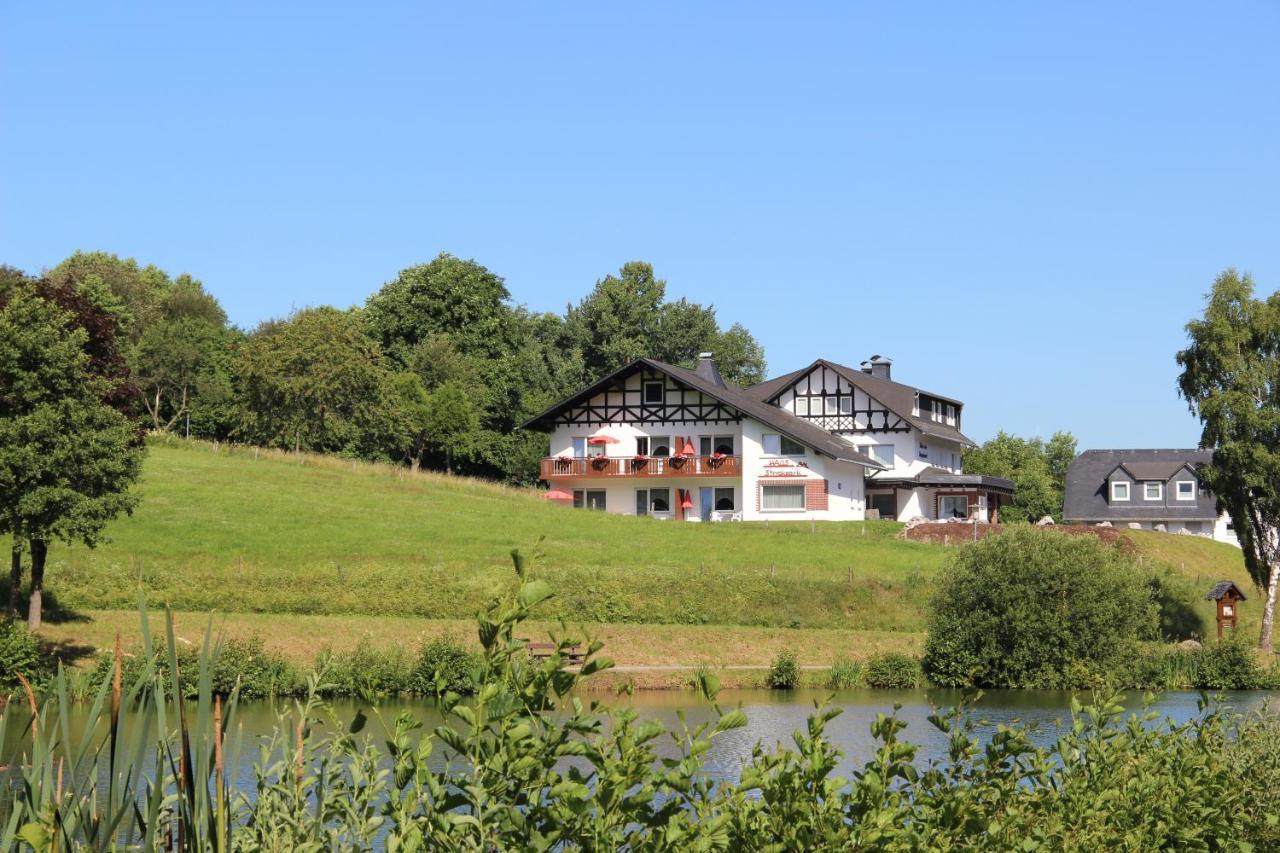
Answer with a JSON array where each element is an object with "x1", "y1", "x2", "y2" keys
[{"x1": 522, "y1": 354, "x2": 1014, "y2": 522}]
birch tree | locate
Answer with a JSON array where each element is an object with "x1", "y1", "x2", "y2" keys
[{"x1": 1177, "y1": 269, "x2": 1280, "y2": 650}]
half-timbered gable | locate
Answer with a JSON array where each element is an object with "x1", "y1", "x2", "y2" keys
[
  {"x1": 764, "y1": 362, "x2": 910, "y2": 434},
  {"x1": 542, "y1": 364, "x2": 743, "y2": 428}
]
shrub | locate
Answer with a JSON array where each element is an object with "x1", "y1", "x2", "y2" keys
[
  {"x1": 767, "y1": 649, "x2": 799, "y2": 689},
  {"x1": 922, "y1": 528, "x2": 1158, "y2": 688},
  {"x1": 91, "y1": 635, "x2": 304, "y2": 699},
  {"x1": 1195, "y1": 636, "x2": 1262, "y2": 690},
  {"x1": 410, "y1": 636, "x2": 478, "y2": 696},
  {"x1": 318, "y1": 638, "x2": 414, "y2": 696},
  {"x1": 828, "y1": 657, "x2": 863, "y2": 689},
  {"x1": 865, "y1": 652, "x2": 921, "y2": 689},
  {"x1": 0, "y1": 619, "x2": 53, "y2": 689}
]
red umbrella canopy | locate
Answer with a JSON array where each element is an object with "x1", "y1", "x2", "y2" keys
[
  {"x1": 679, "y1": 489, "x2": 695, "y2": 509},
  {"x1": 587, "y1": 435, "x2": 620, "y2": 445},
  {"x1": 680, "y1": 438, "x2": 697, "y2": 457},
  {"x1": 543, "y1": 489, "x2": 573, "y2": 501}
]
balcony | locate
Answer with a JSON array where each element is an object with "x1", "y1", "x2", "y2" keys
[{"x1": 540, "y1": 455, "x2": 742, "y2": 480}]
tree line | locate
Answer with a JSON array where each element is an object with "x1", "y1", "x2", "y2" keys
[{"x1": 3, "y1": 252, "x2": 767, "y2": 483}]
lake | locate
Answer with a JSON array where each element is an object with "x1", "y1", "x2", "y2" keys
[{"x1": 202, "y1": 687, "x2": 1279, "y2": 788}]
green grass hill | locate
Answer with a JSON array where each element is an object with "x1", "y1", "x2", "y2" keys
[{"x1": 9, "y1": 437, "x2": 1255, "y2": 672}]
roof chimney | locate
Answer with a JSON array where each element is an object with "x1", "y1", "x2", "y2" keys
[
  {"x1": 695, "y1": 352, "x2": 727, "y2": 388},
  {"x1": 861, "y1": 354, "x2": 892, "y2": 380}
]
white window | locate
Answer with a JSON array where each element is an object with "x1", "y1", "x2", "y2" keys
[
  {"x1": 1111, "y1": 481, "x2": 1130, "y2": 502},
  {"x1": 572, "y1": 437, "x2": 588, "y2": 458},
  {"x1": 932, "y1": 400, "x2": 943, "y2": 422},
  {"x1": 795, "y1": 397, "x2": 810, "y2": 416},
  {"x1": 635, "y1": 436, "x2": 649, "y2": 456},
  {"x1": 643, "y1": 381, "x2": 664, "y2": 404},
  {"x1": 1176, "y1": 481, "x2": 1195, "y2": 501},
  {"x1": 650, "y1": 435, "x2": 672, "y2": 457},
  {"x1": 699, "y1": 435, "x2": 735, "y2": 456},
  {"x1": 839, "y1": 396, "x2": 852, "y2": 415},
  {"x1": 939, "y1": 495, "x2": 968, "y2": 519},
  {"x1": 912, "y1": 393, "x2": 920, "y2": 417},
  {"x1": 918, "y1": 443, "x2": 929, "y2": 460},
  {"x1": 857, "y1": 444, "x2": 894, "y2": 467},
  {"x1": 762, "y1": 434, "x2": 805, "y2": 456},
  {"x1": 714, "y1": 488, "x2": 735, "y2": 511},
  {"x1": 945, "y1": 404, "x2": 956, "y2": 426},
  {"x1": 824, "y1": 397, "x2": 838, "y2": 415},
  {"x1": 761, "y1": 484, "x2": 805, "y2": 511},
  {"x1": 1144, "y1": 482, "x2": 1163, "y2": 500},
  {"x1": 574, "y1": 490, "x2": 606, "y2": 510}
]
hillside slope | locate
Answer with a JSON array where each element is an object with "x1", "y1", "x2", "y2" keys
[{"x1": 39, "y1": 438, "x2": 947, "y2": 631}]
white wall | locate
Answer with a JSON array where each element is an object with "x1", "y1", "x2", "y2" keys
[{"x1": 739, "y1": 418, "x2": 867, "y2": 521}]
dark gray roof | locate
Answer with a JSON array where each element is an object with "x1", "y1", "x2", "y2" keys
[
  {"x1": 870, "y1": 466, "x2": 1016, "y2": 494},
  {"x1": 751, "y1": 359, "x2": 976, "y2": 447},
  {"x1": 520, "y1": 358, "x2": 886, "y2": 469},
  {"x1": 1063, "y1": 449, "x2": 1218, "y2": 522},
  {"x1": 1205, "y1": 581, "x2": 1247, "y2": 601}
]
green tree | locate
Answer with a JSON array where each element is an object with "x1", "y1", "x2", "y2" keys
[
  {"x1": 390, "y1": 372, "x2": 433, "y2": 471},
  {"x1": 922, "y1": 528, "x2": 1158, "y2": 687},
  {"x1": 236, "y1": 307, "x2": 390, "y2": 454},
  {"x1": 963, "y1": 431, "x2": 1076, "y2": 523},
  {"x1": 425, "y1": 382, "x2": 480, "y2": 474},
  {"x1": 712, "y1": 322, "x2": 767, "y2": 386},
  {"x1": 363, "y1": 253, "x2": 516, "y2": 363},
  {"x1": 131, "y1": 280, "x2": 234, "y2": 433},
  {"x1": 1177, "y1": 269, "x2": 1280, "y2": 649},
  {"x1": 0, "y1": 281, "x2": 144, "y2": 629},
  {"x1": 47, "y1": 250, "x2": 173, "y2": 344}
]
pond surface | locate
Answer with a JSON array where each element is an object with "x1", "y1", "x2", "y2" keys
[{"x1": 215, "y1": 687, "x2": 1280, "y2": 787}]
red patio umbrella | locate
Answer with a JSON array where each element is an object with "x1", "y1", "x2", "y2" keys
[
  {"x1": 680, "y1": 489, "x2": 694, "y2": 510},
  {"x1": 587, "y1": 435, "x2": 620, "y2": 445},
  {"x1": 543, "y1": 489, "x2": 573, "y2": 502},
  {"x1": 680, "y1": 438, "x2": 697, "y2": 457}
]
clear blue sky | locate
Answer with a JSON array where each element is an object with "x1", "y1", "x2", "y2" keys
[{"x1": 3, "y1": 3, "x2": 1277, "y2": 450}]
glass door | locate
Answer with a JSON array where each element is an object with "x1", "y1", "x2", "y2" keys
[{"x1": 700, "y1": 487, "x2": 714, "y2": 521}]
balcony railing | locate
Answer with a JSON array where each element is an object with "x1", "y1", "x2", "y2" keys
[{"x1": 540, "y1": 455, "x2": 742, "y2": 480}]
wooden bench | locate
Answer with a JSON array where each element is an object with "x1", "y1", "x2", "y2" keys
[{"x1": 522, "y1": 640, "x2": 585, "y2": 666}]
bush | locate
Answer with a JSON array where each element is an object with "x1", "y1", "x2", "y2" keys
[
  {"x1": 1195, "y1": 636, "x2": 1262, "y2": 690},
  {"x1": 767, "y1": 649, "x2": 799, "y2": 689},
  {"x1": 410, "y1": 636, "x2": 478, "y2": 696},
  {"x1": 0, "y1": 619, "x2": 53, "y2": 689},
  {"x1": 91, "y1": 635, "x2": 304, "y2": 699},
  {"x1": 318, "y1": 638, "x2": 414, "y2": 697},
  {"x1": 865, "y1": 652, "x2": 921, "y2": 689},
  {"x1": 827, "y1": 657, "x2": 863, "y2": 689},
  {"x1": 922, "y1": 528, "x2": 1158, "y2": 688}
]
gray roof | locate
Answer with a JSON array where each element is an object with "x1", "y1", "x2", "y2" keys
[
  {"x1": 520, "y1": 358, "x2": 887, "y2": 469},
  {"x1": 751, "y1": 359, "x2": 976, "y2": 447},
  {"x1": 1063, "y1": 449, "x2": 1218, "y2": 522},
  {"x1": 1205, "y1": 581, "x2": 1247, "y2": 601},
  {"x1": 870, "y1": 466, "x2": 1016, "y2": 494}
]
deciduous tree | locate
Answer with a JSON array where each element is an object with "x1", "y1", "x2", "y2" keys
[
  {"x1": 0, "y1": 281, "x2": 143, "y2": 629},
  {"x1": 963, "y1": 431, "x2": 1076, "y2": 523},
  {"x1": 1178, "y1": 269, "x2": 1280, "y2": 650}
]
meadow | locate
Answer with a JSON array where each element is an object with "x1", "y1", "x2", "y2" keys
[{"x1": 16, "y1": 437, "x2": 1255, "y2": 674}]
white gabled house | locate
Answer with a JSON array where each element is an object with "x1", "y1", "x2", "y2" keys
[{"x1": 521, "y1": 353, "x2": 1014, "y2": 522}]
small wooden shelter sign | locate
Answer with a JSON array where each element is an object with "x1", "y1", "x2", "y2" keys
[{"x1": 1205, "y1": 581, "x2": 1247, "y2": 640}]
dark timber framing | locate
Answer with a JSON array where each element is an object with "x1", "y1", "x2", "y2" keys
[
  {"x1": 547, "y1": 367, "x2": 743, "y2": 427},
  {"x1": 766, "y1": 366, "x2": 910, "y2": 434}
]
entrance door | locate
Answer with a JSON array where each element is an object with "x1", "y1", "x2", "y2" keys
[{"x1": 700, "y1": 487, "x2": 714, "y2": 521}]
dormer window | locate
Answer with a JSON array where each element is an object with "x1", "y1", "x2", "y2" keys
[
  {"x1": 1144, "y1": 482, "x2": 1163, "y2": 500},
  {"x1": 931, "y1": 400, "x2": 943, "y2": 423},
  {"x1": 945, "y1": 404, "x2": 956, "y2": 426},
  {"x1": 1177, "y1": 481, "x2": 1196, "y2": 501},
  {"x1": 912, "y1": 393, "x2": 920, "y2": 417},
  {"x1": 1111, "y1": 481, "x2": 1130, "y2": 501}
]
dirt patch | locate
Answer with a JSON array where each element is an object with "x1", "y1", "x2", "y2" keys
[{"x1": 903, "y1": 523, "x2": 1134, "y2": 552}]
